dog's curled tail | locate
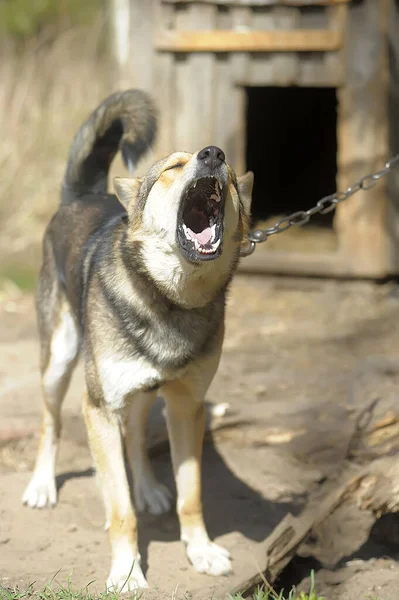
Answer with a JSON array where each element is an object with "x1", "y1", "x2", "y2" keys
[{"x1": 63, "y1": 90, "x2": 157, "y2": 196}]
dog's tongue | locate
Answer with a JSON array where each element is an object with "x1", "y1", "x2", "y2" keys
[{"x1": 188, "y1": 227, "x2": 212, "y2": 245}]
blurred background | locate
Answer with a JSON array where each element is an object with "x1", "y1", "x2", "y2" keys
[
  {"x1": 0, "y1": 0, "x2": 116, "y2": 283},
  {"x1": 0, "y1": 0, "x2": 397, "y2": 282},
  {"x1": 2, "y1": 5, "x2": 399, "y2": 597}
]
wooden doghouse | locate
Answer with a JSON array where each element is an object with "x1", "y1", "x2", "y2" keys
[{"x1": 112, "y1": 0, "x2": 395, "y2": 277}]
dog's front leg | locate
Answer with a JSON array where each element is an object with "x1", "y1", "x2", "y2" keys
[
  {"x1": 162, "y1": 380, "x2": 232, "y2": 576},
  {"x1": 82, "y1": 389, "x2": 148, "y2": 591}
]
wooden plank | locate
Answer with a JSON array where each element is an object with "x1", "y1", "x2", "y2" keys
[
  {"x1": 238, "y1": 247, "x2": 397, "y2": 278},
  {"x1": 335, "y1": 0, "x2": 393, "y2": 277},
  {"x1": 251, "y1": 6, "x2": 300, "y2": 87},
  {"x1": 110, "y1": 0, "x2": 131, "y2": 71},
  {"x1": 212, "y1": 5, "x2": 249, "y2": 173},
  {"x1": 387, "y1": 0, "x2": 399, "y2": 271},
  {"x1": 174, "y1": 3, "x2": 217, "y2": 152},
  {"x1": 152, "y1": 1, "x2": 176, "y2": 158},
  {"x1": 296, "y1": 3, "x2": 345, "y2": 86},
  {"x1": 213, "y1": 7, "x2": 238, "y2": 166},
  {"x1": 155, "y1": 29, "x2": 343, "y2": 52},
  {"x1": 323, "y1": 3, "x2": 347, "y2": 85},
  {"x1": 238, "y1": 251, "x2": 357, "y2": 277},
  {"x1": 228, "y1": 5, "x2": 252, "y2": 174},
  {"x1": 129, "y1": 0, "x2": 154, "y2": 92}
]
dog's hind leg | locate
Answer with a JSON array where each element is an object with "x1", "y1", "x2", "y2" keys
[
  {"x1": 123, "y1": 391, "x2": 172, "y2": 515},
  {"x1": 22, "y1": 246, "x2": 80, "y2": 508}
]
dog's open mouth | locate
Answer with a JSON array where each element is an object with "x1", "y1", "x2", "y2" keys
[{"x1": 177, "y1": 176, "x2": 225, "y2": 262}]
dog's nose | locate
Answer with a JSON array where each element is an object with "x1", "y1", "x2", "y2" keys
[{"x1": 197, "y1": 146, "x2": 225, "y2": 170}]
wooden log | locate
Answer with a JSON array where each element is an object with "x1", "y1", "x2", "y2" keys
[
  {"x1": 335, "y1": 0, "x2": 393, "y2": 277},
  {"x1": 155, "y1": 28, "x2": 343, "y2": 52}
]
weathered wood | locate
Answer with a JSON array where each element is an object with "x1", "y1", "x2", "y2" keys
[
  {"x1": 294, "y1": 4, "x2": 346, "y2": 87},
  {"x1": 110, "y1": 0, "x2": 131, "y2": 70},
  {"x1": 213, "y1": 8, "x2": 236, "y2": 165},
  {"x1": 153, "y1": 1, "x2": 176, "y2": 157},
  {"x1": 248, "y1": 6, "x2": 300, "y2": 87},
  {"x1": 227, "y1": 5, "x2": 252, "y2": 173},
  {"x1": 355, "y1": 455, "x2": 399, "y2": 514},
  {"x1": 156, "y1": 28, "x2": 342, "y2": 52},
  {"x1": 226, "y1": 464, "x2": 369, "y2": 597},
  {"x1": 387, "y1": 0, "x2": 399, "y2": 271},
  {"x1": 129, "y1": 0, "x2": 154, "y2": 92},
  {"x1": 174, "y1": 3, "x2": 217, "y2": 151},
  {"x1": 211, "y1": 5, "x2": 249, "y2": 172},
  {"x1": 335, "y1": 0, "x2": 392, "y2": 277},
  {"x1": 323, "y1": 3, "x2": 347, "y2": 85},
  {"x1": 238, "y1": 250, "x2": 354, "y2": 278}
]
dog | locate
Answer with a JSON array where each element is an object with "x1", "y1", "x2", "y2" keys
[{"x1": 22, "y1": 90, "x2": 253, "y2": 591}]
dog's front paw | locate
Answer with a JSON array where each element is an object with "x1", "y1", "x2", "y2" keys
[
  {"x1": 134, "y1": 475, "x2": 172, "y2": 515},
  {"x1": 22, "y1": 474, "x2": 57, "y2": 508},
  {"x1": 186, "y1": 540, "x2": 232, "y2": 576},
  {"x1": 107, "y1": 560, "x2": 149, "y2": 592}
]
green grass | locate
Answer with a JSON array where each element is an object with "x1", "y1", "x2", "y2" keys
[
  {"x1": 230, "y1": 571, "x2": 324, "y2": 600},
  {"x1": 0, "y1": 571, "x2": 324, "y2": 600},
  {"x1": 0, "y1": 582, "x2": 141, "y2": 600}
]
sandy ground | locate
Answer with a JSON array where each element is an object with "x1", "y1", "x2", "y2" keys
[{"x1": 2, "y1": 273, "x2": 399, "y2": 599}]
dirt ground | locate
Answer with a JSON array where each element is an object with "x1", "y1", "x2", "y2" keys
[{"x1": 2, "y1": 273, "x2": 399, "y2": 599}]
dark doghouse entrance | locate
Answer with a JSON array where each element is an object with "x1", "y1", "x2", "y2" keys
[{"x1": 246, "y1": 87, "x2": 338, "y2": 229}]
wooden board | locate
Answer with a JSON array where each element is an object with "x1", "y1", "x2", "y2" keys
[
  {"x1": 156, "y1": 28, "x2": 342, "y2": 52},
  {"x1": 238, "y1": 250, "x2": 352, "y2": 278},
  {"x1": 247, "y1": 6, "x2": 300, "y2": 87},
  {"x1": 213, "y1": 8, "x2": 238, "y2": 168},
  {"x1": 174, "y1": 3, "x2": 217, "y2": 151},
  {"x1": 335, "y1": 0, "x2": 393, "y2": 277},
  {"x1": 152, "y1": 1, "x2": 176, "y2": 157},
  {"x1": 387, "y1": 0, "x2": 399, "y2": 271},
  {"x1": 129, "y1": 0, "x2": 154, "y2": 92}
]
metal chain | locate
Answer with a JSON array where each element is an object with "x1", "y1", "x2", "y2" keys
[{"x1": 240, "y1": 153, "x2": 399, "y2": 258}]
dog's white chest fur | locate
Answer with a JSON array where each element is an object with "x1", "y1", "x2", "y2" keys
[{"x1": 98, "y1": 353, "x2": 166, "y2": 410}]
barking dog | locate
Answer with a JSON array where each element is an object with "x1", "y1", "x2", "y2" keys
[{"x1": 22, "y1": 90, "x2": 253, "y2": 591}]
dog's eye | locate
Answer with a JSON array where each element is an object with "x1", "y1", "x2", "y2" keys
[{"x1": 164, "y1": 162, "x2": 185, "y2": 172}]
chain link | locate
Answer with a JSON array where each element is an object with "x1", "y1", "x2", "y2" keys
[{"x1": 240, "y1": 153, "x2": 399, "y2": 258}]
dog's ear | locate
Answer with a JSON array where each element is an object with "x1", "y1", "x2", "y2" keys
[
  {"x1": 113, "y1": 177, "x2": 142, "y2": 209},
  {"x1": 237, "y1": 171, "x2": 254, "y2": 216}
]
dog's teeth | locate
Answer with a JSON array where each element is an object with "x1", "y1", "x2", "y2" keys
[
  {"x1": 212, "y1": 239, "x2": 221, "y2": 250},
  {"x1": 193, "y1": 180, "x2": 197, "y2": 188},
  {"x1": 211, "y1": 224, "x2": 216, "y2": 241}
]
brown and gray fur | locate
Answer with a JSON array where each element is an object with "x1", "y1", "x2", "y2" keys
[{"x1": 22, "y1": 89, "x2": 253, "y2": 591}]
